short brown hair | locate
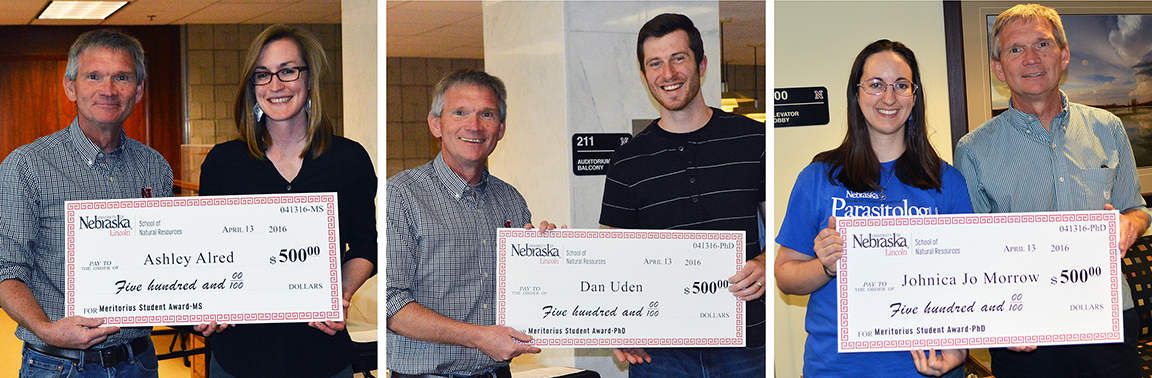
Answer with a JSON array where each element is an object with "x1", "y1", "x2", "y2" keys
[{"x1": 636, "y1": 13, "x2": 704, "y2": 73}]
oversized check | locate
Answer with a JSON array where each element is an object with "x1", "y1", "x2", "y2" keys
[
  {"x1": 64, "y1": 193, "x2": 343, "y2": 326},
  {"x1": 496, "y1": 228, "x2": 746, "y2": 348},
  {"x1": 837, "y1": 211, "x2": 1122, "y2": 352}
]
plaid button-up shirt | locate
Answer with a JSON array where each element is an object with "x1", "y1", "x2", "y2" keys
[
  {"x1": 0, "y1": 120, "x2": 172, "y2": 348},
  {"x1": 386, "y1": 154, "x2": 531, "y2": 375}
]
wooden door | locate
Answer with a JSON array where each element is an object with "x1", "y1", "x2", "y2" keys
[
  {"x1": 0, "y1": 60, "x2": 63, "y2": 160},
  {"x1": 0, "y1": 26, "x2": 179, "y2": 180}
]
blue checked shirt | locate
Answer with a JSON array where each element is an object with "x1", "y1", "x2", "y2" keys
[
  {"x1": 955, "y1": 92, "x2": 1150, "y2": 310},
  {"x1": 0, "y1": 120, "x2": 173, "y2": 348},
  {"x1": 386, "y1": 154, "x2": 532, "y2": 375}
]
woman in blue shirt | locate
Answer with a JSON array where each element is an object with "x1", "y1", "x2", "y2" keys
[{"x1": 774, "y1": 39, "x2": 973, "y2": 378}]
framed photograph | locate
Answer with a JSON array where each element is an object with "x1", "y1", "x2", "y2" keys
[{"x1": 958, "y1": 1, "x2": 1152, "y2": 193}]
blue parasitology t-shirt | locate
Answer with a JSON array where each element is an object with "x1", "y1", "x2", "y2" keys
[{"x1": 775, "y1": 159, "x2": 973, "y2": 378}]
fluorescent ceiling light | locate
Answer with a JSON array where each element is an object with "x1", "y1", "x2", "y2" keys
[{"x1": 39, "y1": 1, "x2": 128, "y2": 20}]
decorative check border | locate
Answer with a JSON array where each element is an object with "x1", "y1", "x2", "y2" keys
[
  {"x1": 63, "y1": 194, "x2": 342, "y2": 325},
  {"x1": 836, "y1": 211, "x2": 1122, "y2": 351},
  {"x1": 495, "y1": 228, "x2": 745, "y2": 347}
]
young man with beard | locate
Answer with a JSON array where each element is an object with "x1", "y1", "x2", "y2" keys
[{"x1": 598, "y1": 13, "x2": 766, "y2": 377}]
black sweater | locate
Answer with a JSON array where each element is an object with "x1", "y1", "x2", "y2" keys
[{"x1": 198, "y1": 136, "x2": 377, "y2": 377}]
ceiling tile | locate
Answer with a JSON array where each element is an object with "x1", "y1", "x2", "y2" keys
[
  {"x1": 247, "y1": 0, "x2": 340, "y2": 24},
  {"x1": 176, "y1": 2, "x2": 272, "y2": 23},
  {"x1": 0, "y1": 15, "x2": 31, "y2": 25},
  {"x1": 103, "y1": 0, "x2": 214, "y2": 24},
  {"x1": 389, "y1": 34, "x2": 460, "y2": 49},
  {"x1": 2, "y1": 0, "x2": 50, "y2": 24},
  {"x1": 218, "y1": 0, "x2": 298, "y2": 4},
  {"x1": 393, "y1": 0, "x2": 479, "y2": 14},
  {"x1": 433, "y1": 22, "x2": 482, "y2": 43},
  {"x1": 387, "y1": 7, "x2": 478, "y2": 36}
]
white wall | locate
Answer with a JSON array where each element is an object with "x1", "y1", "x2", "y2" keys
[
  {"x1": 343, "y1": 0, "x2": 379, "y2": 372},
  {"x1": 773, "y1": 1, "x2": 950, "y2": 377},
  {"x1": 343, "y1": 0, "x2": 378, "y2": 170}
]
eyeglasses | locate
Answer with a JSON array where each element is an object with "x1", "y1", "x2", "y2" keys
[
  {"x1": 252, "y1": 66, "x2": 309, "y2": 86},
  {"x1": 857, "y1": 78, "x2": 918, "y2": 97}
]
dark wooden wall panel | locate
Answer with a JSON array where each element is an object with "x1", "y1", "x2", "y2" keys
[
  {"x1": 0, "y1": 26, "x2": 183, "y2": 180},
  {"x1": 943, "y1": 1, "x2": 969, "y2": 153},
  {"x1": 55, "y1": 62, "x2": 71, "y2": 131},
  {"x1": 141, "y1": 25, "x2": 182, "y2": 181},
  {"x1": 0, "y1": 61, "x2": 60, "y2": 160}
]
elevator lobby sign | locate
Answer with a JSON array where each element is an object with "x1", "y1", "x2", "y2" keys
[{"x1": 774, "y1": 86, "x2": 829, "y2": 127}]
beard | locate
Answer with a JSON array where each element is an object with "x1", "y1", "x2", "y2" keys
[{"x1": 649, "y1": 73, "x2": 702, "y2": 112}]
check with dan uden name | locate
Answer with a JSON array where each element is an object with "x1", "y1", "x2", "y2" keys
[
  {"x1": 497, "y1": 228, "x2": 746, "y2": 348},
  {"x1": 64, "y1": 193, "x2": 344, "y2": 326},
  {"x1": 837, "y1": 210, "x2": 1123, "y2": 352}
]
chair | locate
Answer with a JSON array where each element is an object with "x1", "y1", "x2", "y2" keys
[
  {"x1": 962, "y1": 352, "x2": 993, "y2": 377},
  {"x1": 151, "y1": 326, "x2": 210, "y2": 377},
  {"x1": 347, "y1": 275, "x2": 378, "y2": 378},
  {"x1": 350, "y1": 340, "x2": 376, "y2": 378},
  {"x1": 511, "y1": 367, "x2": 600, "y2": 378},
  {"x1": 1122, "y1": 234, "x2": 1152, "y2": 378}
]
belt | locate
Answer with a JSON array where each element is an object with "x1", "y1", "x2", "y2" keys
[
  {"x1": 392, "y1": 366, "x2": 510, "y2": 378},
  {"x1": 25, "y1": 337, "x2": 151, "y2": 368}
]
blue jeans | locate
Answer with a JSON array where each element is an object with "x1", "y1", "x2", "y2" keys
[
  {"x1": 19, "y1": 342, "x2": 158, "y2": 378},
  {"x1": 942, "y1": 364, "x2": 965, "y2": 378},
  {"x1": 628, "y1": 346, "x2": 765, "y2": 378}
]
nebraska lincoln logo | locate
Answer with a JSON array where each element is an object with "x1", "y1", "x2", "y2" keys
[
  {"x1": 78, "y1": 215, "x2": 132, "y2": 230},
  {"x1": 509, "y1": 243, "x2": 560, "y2": 257},
  {"x1": 851, "y1": 233, "x2": 907, "y2": 248}
]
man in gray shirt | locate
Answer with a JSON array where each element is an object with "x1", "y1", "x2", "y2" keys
[
  {"x1": 0, "y1": 29, "x2": 172, "y2": 377},
  {"x1": 387, "y1": 69, "x2": 546, "y2": 378}
]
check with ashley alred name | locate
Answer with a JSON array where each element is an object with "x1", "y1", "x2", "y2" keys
[
  {"x1": 837, "y1": 211, "x2": 1122, "y2": 352},
  {"x1": 497, "y1": 228, "x2": 746, "y2": 348},
  {"x1": 64, "y1": 193, "x2": 343, "y2": 326}
]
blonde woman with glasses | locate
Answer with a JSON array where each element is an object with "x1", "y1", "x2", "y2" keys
[{"x1": 192, "y1": 24, "x2": 376, "y2": 378}]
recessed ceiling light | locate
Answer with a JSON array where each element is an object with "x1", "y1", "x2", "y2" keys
[{"x1": 39, "y1": 1, "x2": 128, "y2": 20}]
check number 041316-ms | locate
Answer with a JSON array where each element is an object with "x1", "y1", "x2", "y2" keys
[{"x1": 65, "y1": 193, "x2": 343, "y2": 326}]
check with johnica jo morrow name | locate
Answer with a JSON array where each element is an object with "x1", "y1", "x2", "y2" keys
[
  {"x1": 64, "y1": 193, "x2": 343, "y2": 326},
  {"x1": 497, "y1": 228, "x2": 746, "y2": 348},
  {"x1": 836, "y1": 210, "x2": 1122, "y2": 352}
]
